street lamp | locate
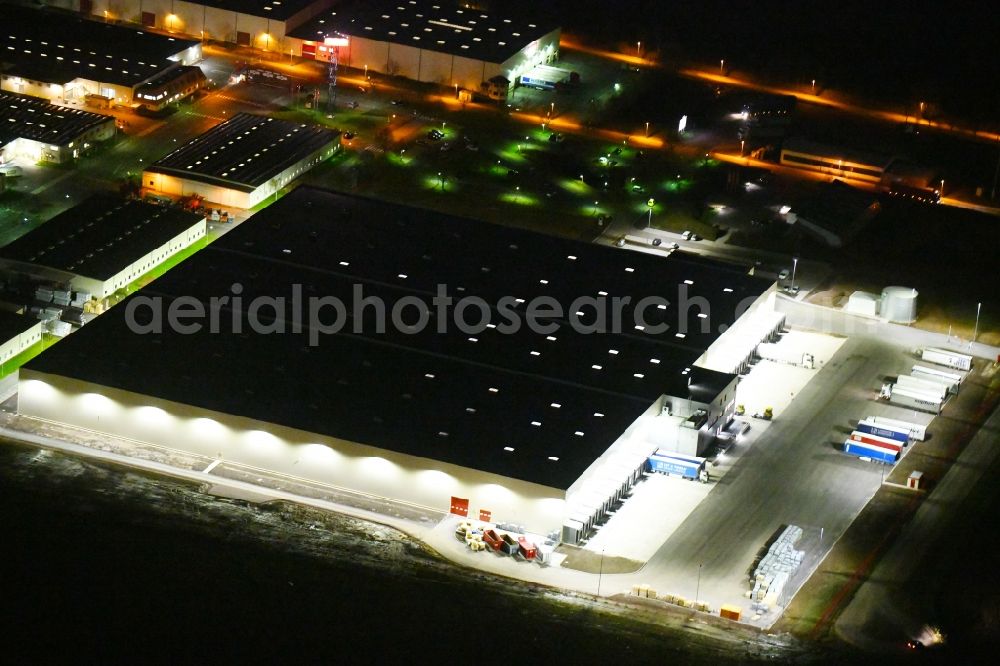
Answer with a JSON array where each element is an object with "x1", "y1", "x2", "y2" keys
[
  {"x1": 636, "y1": 41, "x2": 641, "y2": 58},
  {"x1": 940, "y1": 179, "x2": 945, "y2": 197},
  {"x1": 811, "y1": 79, "x2": 816, "y2": 94},
  {"x1": 593, "y1": 200, "x2": 599, "y2": 215},
  {"x1": 791, "y1": 256, "x2": 799, "y2": 289},
  {"x1": 438, "y1": 171, "x2": 444, "y2": 190},
  {"x1": 720, "y1": 59, "x2": 724, "y2": 73},
  {"x1": 740, "y1": 139, "x2": 745, "y2": 156},
  {"x1": 646, "y1": 197, "x2": 655, "y2": 228},
  {"x1": 972, "y1": 302, "x2": 982, "y2": 347},
  {"x1": 645, "y1": 121, "x2": 650, "y2": 137},
  {"x1": 695, "y1": 563, "x2": 703, "y2": 605}
]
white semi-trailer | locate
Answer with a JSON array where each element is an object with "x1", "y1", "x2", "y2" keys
[
  {"x1": 895, "y1": 374, "x2": 949, "y2": 400},
  {"x1": 921, "y1": 347, "x2": 973, "y2": 371},
  {"x1": 862, "y1": 416, "x2": 927, "y2": 441},
  {"x1": 888, "y1": 384, "x2": 942, "y2": 414},
  {"x1": 912, "y1": 364, "x2": 964, "y2": 393}
]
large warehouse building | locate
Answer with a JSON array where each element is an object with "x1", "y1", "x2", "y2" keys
[
  {"x1": 0, "y1": 91, "x2": 116, "y2": 164},
  {"x1": 0, "y1": 3, "x2": 202, "y2": 106},
  {"x1": 18, "y1": 187, "x2": 781, "y2": 541},
  {"x1": 0, "y1": 194, "x2": 206, "y2": 300},
  {"x1": 42, "y1": 0, "x2": 337, "y2": 53},
  {"x1": 142, "y1": 112, "x2": 340, "y2": 208},
  {"x1": 288, "y1": 0, "x2": 561, "y2": 92}
]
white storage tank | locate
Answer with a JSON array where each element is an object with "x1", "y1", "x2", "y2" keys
[
  {"x1": 881, "y1": 286, "x2": 918, "y2": 323},
  {"x1": 846, "y1": 291, "x2": 880, "y2": 316}
]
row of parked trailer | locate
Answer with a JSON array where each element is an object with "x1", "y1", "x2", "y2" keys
[
  {"x1": 844, "y1": 347, "x2": 970, "y2": 464},
  {"x1": 844, "y1": 418, "x2": 914, "y2": 464},
  {"x1": 881, "y1": 348, "x2": 971, "y2": 415}
]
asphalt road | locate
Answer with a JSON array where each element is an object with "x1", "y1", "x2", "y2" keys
[
  {"x1": 834, "y1": 397, "x2": 1000, "y2": 652},
  {"x1": 605, "y1": 336, "x2": 919, "y2": 618}
]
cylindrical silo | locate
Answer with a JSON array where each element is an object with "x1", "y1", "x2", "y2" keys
[{"x1": 880, "y1": 286, "x2": 918, "y2": 323}]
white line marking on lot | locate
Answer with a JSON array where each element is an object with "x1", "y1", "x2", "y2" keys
[{"x1": 203, "y1": 459, "x2": 223, "y2": 474}]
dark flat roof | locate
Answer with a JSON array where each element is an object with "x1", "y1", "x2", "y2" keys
[
  {"x1": 144, "y1": 113, "x2": 339, "y2": 193},
  {"x1": 0, "y1": 4, "x2": 198, "y2": 88},
  {"x1": 0, "y1": 309, "x2": 38, "y2": 342},
  {"x1": 0, "y1": 194, "x2": 203, "y2": 281},
  {"x1": 135, "y1": 65, "x2": 207, "y2": 95},
  {"x1": 0, "y1": 91, "x2": 114, "y2": 148},
  {"x1": 27, "y1": 186, "x2": 767, "y2": 490},
  {"x1": 290, "y1": 0, "x2": 559, "y2": 63}
]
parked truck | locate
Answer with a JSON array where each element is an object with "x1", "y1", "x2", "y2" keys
[
  {"x1": 921, "y1": 347, "x2": 973, "y2": 371},
  {"x1": 862, "y1": 416, "x2": 927, "y2": 441},
  {"x1": 647, "y1": 451, "x2": 710, "y2": 483},
  {"x1": 844, "y1": 439, "x2": 899, "y2": 464}
]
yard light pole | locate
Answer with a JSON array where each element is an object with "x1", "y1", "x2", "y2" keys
[
  {"x1": 695, "y1": 562, "x2": 702, "y2": 604},
  {"x1": 972, "y1": 302, "x2": 982, "y2": 348},
  {"x1": 597, "y1": 547, "x2": 605, "y2": 596},
  {"x1": 636, "y1": 41, "x2": 641, "y2": 58},
  {"x1": 720, "y1": 59, "x2": 724, "y2": 73},
  {"x1": 438, "y1": 171, "x2": 443, "y2": 190},
  {"x1": 593, "y1": 200, "x2": 599, "y2": 215},
  {"x1": 791, "y1": 256, "x2": 799, "y2": 290},
  {"x1": 645, "y1": 121, "x2": 650, "y2": 137}
]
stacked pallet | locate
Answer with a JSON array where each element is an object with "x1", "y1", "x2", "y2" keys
[
  {"x1": 630, "y1": 584, "x2": 657, "y2": 598},
  {"x1": 751, "y1": 525, "x2": 805, "y2": 605}
]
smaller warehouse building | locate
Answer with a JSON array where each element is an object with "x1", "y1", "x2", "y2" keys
[
  {"x1": 0, "y1": 310, "x2": 43, "y2": 369},
  {"x1": 0, "y1": 91, "x2": 116, "y2": 164},
  {"x1": 0, "y1": 194, "x2": 206, "y2": 300},
  {"x1": 0, "y1": 3, "x2": 201, "y2": 106},
  {"x1": 46, "y1": 0, "x2": 336, "y2": 53},
  {"x1": 143, "y1": 113, "x2": 340, "y2": 208},
  {"x1": 288, "y1": 0, "x2": 561, "y2": 93}
]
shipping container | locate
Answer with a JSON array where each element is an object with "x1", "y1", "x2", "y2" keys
[
  {"x1": 862, "y1": 416, "x2": 927, "y2": 441},
  {"x1": 921, "y1": 347, "x2": 973, "y2": 371},
  {"x1": 844, "y1": 440, "x2": 899, "y2": 463},
  {"x1": 483, "y1": 529, "x2": 503, "y2": 551},
  {"x1": 500, "y1": 533, "x2": 519, "y2": 556},
  {"x1": 517, "y1": 537, "x2": 537, "y2": 560}
]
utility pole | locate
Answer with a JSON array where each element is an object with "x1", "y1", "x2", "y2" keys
[
  {"x1": 992, "y1": 136, "x2": 1000, "y2": 200},
  {"x1": 327, "y1": 46, "x2": 339, "y2": 112}
]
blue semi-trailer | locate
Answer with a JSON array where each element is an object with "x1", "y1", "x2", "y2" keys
[
  {"x1": 856, "y1": 422, "x2": 909, "y2": 446},
  {"x1": 647, "y1": 452, "x2": 710, "y2": 482}
]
